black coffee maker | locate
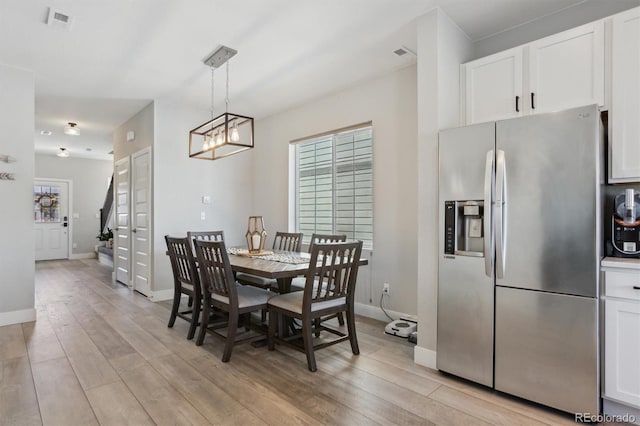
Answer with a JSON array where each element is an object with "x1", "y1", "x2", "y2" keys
[{"x1": 611, "y1": 189, "x2": 640, "y2": 258}]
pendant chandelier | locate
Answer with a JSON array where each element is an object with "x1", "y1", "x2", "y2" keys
[{"x1": 189, "y1": 45, "x2": 254, "y2": 160}]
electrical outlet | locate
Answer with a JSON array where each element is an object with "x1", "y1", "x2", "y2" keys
[{"x1": 383, "y1": 282, "x2": 390, "y2": 295}]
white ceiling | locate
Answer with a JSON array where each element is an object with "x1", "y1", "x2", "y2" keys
[{"x1": 0, "y1": 0, "x2": 599, "y2": 160}]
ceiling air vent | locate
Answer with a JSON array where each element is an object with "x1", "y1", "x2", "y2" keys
[
  {"x1": 393, "y1": 46, "x2": 417, "y2": 58},
  {"x1": 46, "y1": 7, "x2": 74, "y2": 30}
]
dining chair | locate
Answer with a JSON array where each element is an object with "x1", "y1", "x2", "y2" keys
[
  {"x1": 290, "y1": 233, "x2": 348, "y2": 329},
  {"x1": 164, "y1": 235, "x2": 201, "y2": 340},
  {"x1": 267, "y1": 240, "x2": 363, "y2": 372},
  {"x1": 193, "y1": 238, "x2": 274, "y2": 361},
  {"x1": 236, "y1": 231, "x2": 303, "y2": 291},
  {"x1": 290, "y1": 233, "x2": 347, "y2": 290}
]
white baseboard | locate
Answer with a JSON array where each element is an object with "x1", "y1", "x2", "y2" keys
[
  {"x1": 354, "y1": 302, "x2": 415, "y2": 323},
  {"x1": 70, "y1": 253, "x2": 96, "y2": 260},
  {"x1": 0, "y1": 308, "x2": 36, "y2": 327},
  {"x1": 150, "y1": 289, "x2": 173, "y2": 302},
  {"x1": 414, "y1": 345, "x2": 437, "y2": 370}
]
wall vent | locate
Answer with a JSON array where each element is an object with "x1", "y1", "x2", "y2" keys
[{"x1": 46, "y1": 7, "x2": 74, "y2": 30}]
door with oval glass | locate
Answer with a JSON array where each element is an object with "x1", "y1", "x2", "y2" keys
[{"x1": 34, "y1": 179, "x2": 70, "y2": 261}]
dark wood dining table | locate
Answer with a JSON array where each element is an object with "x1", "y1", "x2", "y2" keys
[
  {"x1": 228, "y1": 249, "x2": 368, "y2": 339},
  {"x1": 227, "y1": 249, "x2": 368, "y2": 294}
]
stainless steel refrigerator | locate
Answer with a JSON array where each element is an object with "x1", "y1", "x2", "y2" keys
[{"x1": 437, "y1": 105, "x2": 601, "y2": 415}]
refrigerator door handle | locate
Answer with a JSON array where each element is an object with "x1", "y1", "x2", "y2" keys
[
  {"x1": 484, "y1": 150, "x2": 495, "y2": 278},
  {"x1": 496, "y1": 150, "x2": 507, "y2": 278}
]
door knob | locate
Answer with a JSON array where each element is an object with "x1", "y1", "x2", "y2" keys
[{"x1": 132, "y1": 229, "x2": 137, "y2": 233}]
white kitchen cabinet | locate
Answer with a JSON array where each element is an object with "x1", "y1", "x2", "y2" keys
[
  {"x1": 602, "y1": 263, "x2": 640, "y2": 413},
  {"x1": 609, "y1": 7, "x2": 640, "y2": 183},
  {"x1": 463, "y1": 47, "x2": 523, "y2": 124},
  {"x1": 463, "y1": 21, "x2": 604, "y2": 124},
  {"x1": 529, "y1": 21, "x2": 604, "y2": 114}
]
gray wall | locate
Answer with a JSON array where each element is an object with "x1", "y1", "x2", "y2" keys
[
  {"x1": 152, "y1": 99, "x2": 254, "y2": 296},
  {"x1": 416, "y1": 9, "x2": 474, "y2": 364},
  {"x1": 35, "y1": 155, "x2": 113, "y2": 255},
  {"x1": 0, "y1": 64, "x2": 35, "y2": 325},
  {"x1": 114, "y1": 102, "x2": 154, "y2": 162},
  {"x1": 252, "y1": 65, "x2": 419, "y2": 317}
]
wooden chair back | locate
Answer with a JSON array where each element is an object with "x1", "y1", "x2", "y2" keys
[
  {"x1": 308, "y1": 233, "x2": 347, "y2": 253},
  {"x1": 193, "y1": 239, "x2": 236, "y2": 305},
  {"x1": 165, "y1": 235, "x2": 200, "y2": 290},
  {"x1": 187, "y1": 230, "x2": 224, "y2": 248},
  {"x1": 273, "y1": 232, "x2": 303, "y2": 252},
  {"x1": 303, "y1": 241, "x2": 363, "y2": 310}
]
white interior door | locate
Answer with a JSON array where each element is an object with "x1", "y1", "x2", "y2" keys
[
  {"x1": 131, "y1": 148, "x2": 152, "y2": 296},
  {"x1": 114, "y1": 157, "x2": 131, "y2": 286},
  {"x1": 34, "y1": 180, "x2": 69, "y2": 261}
]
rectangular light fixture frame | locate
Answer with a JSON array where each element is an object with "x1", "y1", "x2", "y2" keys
[{"x1": 189, "y1": 112, "x2": 254, "y2": 160}]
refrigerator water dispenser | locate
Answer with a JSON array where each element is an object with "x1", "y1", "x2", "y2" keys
[{"x1": 444, "y1": 200, "x2": 484, "y2": 256}]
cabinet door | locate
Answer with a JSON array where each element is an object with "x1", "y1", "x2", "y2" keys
[
  {"x1": 464, "y1": 47, "x2": 523, "y2": 124},
  {"x1": 605, "y1": 298, "x2": 640, "y2": 407},
  {"x1": 529, "y1": 21, "x2": 604, "y2": 114},
  {"x1": 610, "y1": 7, "x2": 640, "y2": 183}
]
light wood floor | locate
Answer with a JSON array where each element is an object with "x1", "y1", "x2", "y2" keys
[{"x1": 0, "y1": 259, "x2": 583, "y2": 426}]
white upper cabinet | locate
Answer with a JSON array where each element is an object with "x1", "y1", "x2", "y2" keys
[
  {"x1": 462, "y1": 21, "x2": 605, "y2": 124},
  {"x1": 609, "y1": 7, "x2": 640, "y2": 183},
  {"x1": 463, "y1": 47, "x2": 523, "y2": 124},
  {"x1": 529, "y1": 21, "x2": 604, "y2": 114}
]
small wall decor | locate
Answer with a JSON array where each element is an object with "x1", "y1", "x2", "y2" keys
[
  {"x1": 0, "y1": 154, "x2": 16, "y2": 163},
  {"x1": 0, "y1": 172, "x2": 16, "y2": 180}
]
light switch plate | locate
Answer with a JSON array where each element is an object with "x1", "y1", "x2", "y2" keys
[{"x1": 200, "y1": 211, "x2": 206, "y2": 220}]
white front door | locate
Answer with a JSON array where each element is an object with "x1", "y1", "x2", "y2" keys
[
  {"x1": 114, "y1": 157, "x2": 131, "y2": 286},
  {"x1": 131, "y1": 148, "x2": 152, "y2": 296},
  {"x1": 34, "y1": 180, "x2": 69, "y2": 261}
]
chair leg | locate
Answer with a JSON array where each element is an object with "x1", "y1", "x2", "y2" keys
[
  {"x1": 261, "y1": 309, "x2": 267, "y2": 323},
  {"x1": 168, "y1": 289, "x2": 180, "y2": 328},
  {"x1": 346, "y1": 308, "x2": 359, "y2": 355},
  {"x1": 187, "y1": 295, "x2": 201, "y2": 340},
  {"x1": 222, "y1": 313, "x2": 238, "y2": 362},
  {"x1": 243, "y1": 313, "x2": 251, "y2": 331},
  {"x1": 337, "y1": 312, "x2": 345, "y2": 326},
  {"x1": 187, "y1": 296, "x2": 194, "y2": 308},
  {"x1": 302, "y1": 317, "x2": 317, "y2": 372},
  {"x1": 196, "y1": 300, "x2": 210, "y2": 346},
  {"x1": 313, "y1": 318, "x2": 321, "y2": 337},
  {"x1": 267, "y1": 310, "x2": 277, "y2": 351}
]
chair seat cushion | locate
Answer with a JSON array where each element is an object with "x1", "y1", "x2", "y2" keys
[
  {"x1": 236, "y1": 272, "x2": 276, "y2": 288},
  {"x1": 212, "y1": 284, "x2": 274, "y2": 309},
  {"x1": 268, "y1": 291, "x2": 345, "y2": 315}
]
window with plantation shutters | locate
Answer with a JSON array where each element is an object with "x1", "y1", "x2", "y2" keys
[{"x1": 293, "y1": 124, "x2": 373, "y2": 249}]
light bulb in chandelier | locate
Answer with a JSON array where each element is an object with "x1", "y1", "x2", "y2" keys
[
  {"x1": 230, "y1": 122, "x2": 240, "y2": 142},
  {"x1": 202, "y1": 134, "x2": 211, "y2": 151},
  {"x1": 216, "y1": 131, "x2": 224, "y2": 146}
]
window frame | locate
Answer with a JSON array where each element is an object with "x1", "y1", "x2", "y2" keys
[{"x1": 290, "y1": 122, "x2": 373, "y2": 249}]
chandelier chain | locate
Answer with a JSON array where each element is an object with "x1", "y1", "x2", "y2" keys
[
  {"x1": 225, "y1": 58, "x2": 230, "y2": 113},
  {"x1": 210, "y1": 66, "x2": 215, "y2": 120}
]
